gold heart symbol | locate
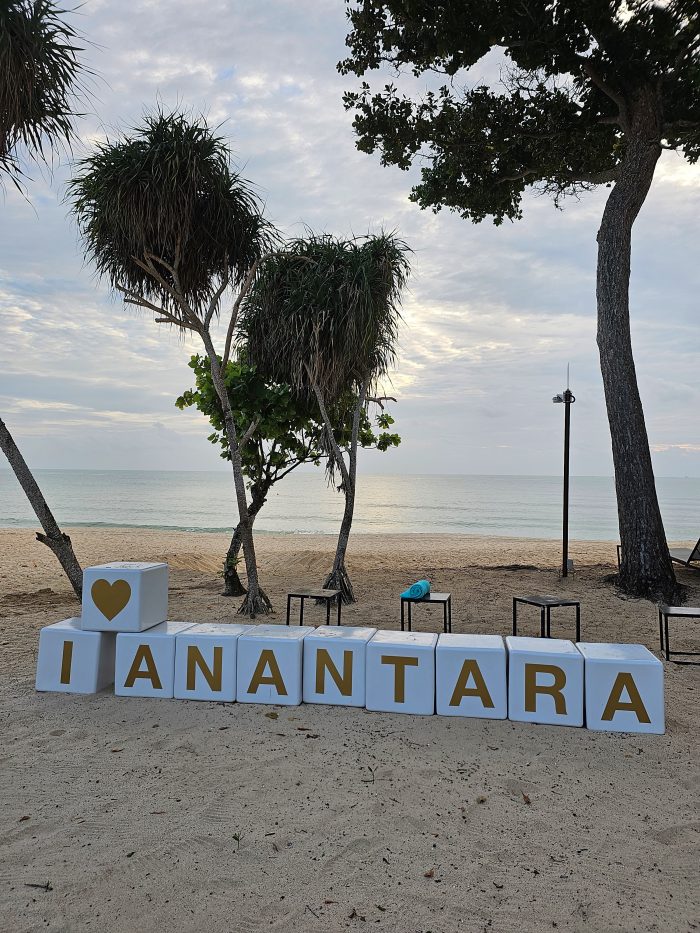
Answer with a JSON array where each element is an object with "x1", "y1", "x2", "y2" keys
[{"x1": 91, "y1": 579, "x2": 131, "y2": 621}]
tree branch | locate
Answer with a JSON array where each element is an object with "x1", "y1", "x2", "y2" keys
[
  {"x1": 576, "y1": 57, "x2": 628, "y2": 130},
  {"x1": 222, "y1": 261, "x2": 259, "y2": 368}
]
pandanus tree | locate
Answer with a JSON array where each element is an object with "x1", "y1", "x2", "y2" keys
[
  {"x1": 70, "y1": 110, "x2": 277, "y2": 616},
  {"x1": 176, "y1": 355, "x2": 400, "y2": 596},
  {"x1": 240, "y1": 233, "x2": 410, "y2": 603},
  {"x1": 340, "y1": 0, "x2": 700, "y2": 600},
  {"x1": 0, "y1": 0, "x2": 87, "y2": 597}
]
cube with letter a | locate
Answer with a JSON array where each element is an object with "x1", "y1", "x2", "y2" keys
[
  {"x1": 81, "y1": 562, "x2": 168, "y2": 633},
  {"x1": 174, "y1": 623, "x2": 254, "y2": 702},
  {"x1": 436, "y1": 633, "x2": 507, "y2": 719},
  {"x1": 114, "y1": 621, "x2": 193, "y2": 699},
  {"x1": 577, "y1": 642, "x2": 664, "y2": 734},
  {"x1": 236, "y1": 625, "x2": 314, "y2": 706},
  {"x1": 365, "y1": 630, "x2": 437, "y2": 715},
  {"x1": 506, "y1": 636, "x2": 584, "y2": 727},
  {"x1": 303, "y1": 626, "x2": 376, "y2": 707},
  {"x1": 36, "y1": 618, "x2": 115, "y2": 694}
]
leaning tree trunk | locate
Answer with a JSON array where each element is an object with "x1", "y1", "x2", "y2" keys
[
  {"x1": 222, "y1": 496, "x2": 266, "y2": 597},
  {"x1": 200, "y1": 332, "x2": 271, "y2": 617},
  {"x1": 0, "y1": 416, "x2": 83, "y2": 599},
  {"x1": 596, "y1": 85, "x2": 676, "y2": 601}
]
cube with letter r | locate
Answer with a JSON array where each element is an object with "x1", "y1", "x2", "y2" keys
[
  {"x1": 577, "y1": 642, "x2": 664, "y2": 734},
  {"x1": 506, "y1": 636, "x2": 584, "y2": 727}
]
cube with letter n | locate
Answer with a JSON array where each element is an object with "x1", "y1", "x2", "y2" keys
[
  {"x1": 577, "y1": 642, "x2": 664, "y2": 734},
  {"x1": 506, "y1": 636, "x2": 584, "y2": 727},
  {"x1": 174, "y1": 623, "x2": 254, "y2": 702},
  {"x1": 115, "y1": 621, "x2": 193, "y2": 698},
  {"x1": 236, "y1": 625, "x2": 314, "y2": 706},
  {"x1": 303, "y1": 626, "x2": 376, "y2": 706},
  {"x1": 365, "y1": 630, "x2": 437, "y2": 715}
]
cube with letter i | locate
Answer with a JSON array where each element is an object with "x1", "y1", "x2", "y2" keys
[
  {"x1": 174, "y1": 623, "x2": 254, "y2": 702},
  {"x1": 436, "y1": 634, "x2": 507, "y2": 718},
  {"x1": 81, "y1": 562, "x2": 168, "y2": 633},
  {"x1": 506, "y1": 636, "x2": 584, "y2": 727},
  {"x1": 115, "y1": 622, "x2": 193, "y2": 698},
  {"x1": 36, "y1": 618, "x2": 115, "y2": 694},
  {"x1": 236, "y1": 625, "x2": 315, "y2": 706},
  {"x1": 577, "y1": 642, "x2": 664, "y2": 734},
  {"x1": 365, "y1": 630, "x2": 437, "y2": 715},
  {"x1": 303, "y1": 626, "x2": 377, "y2": 706}
]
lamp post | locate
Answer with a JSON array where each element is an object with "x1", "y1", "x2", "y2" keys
[{"x1": 553, "y1": 373, "x2": 576, "y2": 578}]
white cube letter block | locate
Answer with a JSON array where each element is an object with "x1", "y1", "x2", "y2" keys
[
  {"x1": 115, "y1": 622, "x2": 193, "y2": 698},
  {"x1": 303, "y1": 626, "x2": 377, "y2": 707},
  {"x1": 577, "y1": 642, "x2": 664, "y2": 734},
  {"x1": 506, "y1": 636, "x2": 583, "y2": 727},
  {"x1": 174, "y1": 623, "x2": 254, "y2": 702},
  {"x1": 36, "y1": 619, "x2": 115, "y2": 694},
  {"x1": 236, "y1": 625, "x2": 314, "y2": 705},
  {"x1": 365, "y1": 630, "x2": 437, "y2": 715},
  {"x1": 436, "y1": 634, "x2": 507, "y2": 719},
  {"x1": 81, "y1": 562, "x2": 168, "y2": 633}
]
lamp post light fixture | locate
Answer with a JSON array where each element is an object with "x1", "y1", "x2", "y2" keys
[{"x1": 553, "y1": 370, "x2": 576, "y2": 578}]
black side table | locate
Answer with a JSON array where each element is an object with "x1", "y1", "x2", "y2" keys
[
  {"x1": 400, "y1": 592, "x2": 452, "y2": 633},
  {"x1": 286, "y1": 589, "x2": 342, "y2": 626},
  {"x1": 512, "y1": 595, "x2": 581, "y2": 642},
  {"x1": 658, "y1": 604, "x2": 700, "y2": 664}
]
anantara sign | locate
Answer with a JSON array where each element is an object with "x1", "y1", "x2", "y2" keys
[{"x1": 35, "y1": 563, "x2": 665, "y2": 734}]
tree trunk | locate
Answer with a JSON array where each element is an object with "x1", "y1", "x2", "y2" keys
[
  {"x1": 200, "y1": 331, "x2": 271, "y2": 616},
  {"x1": 319, "y1": 380, "x2": 369, "y2": 604},
  {"x1": 596, "y1": 85, "x2": 676, "y2": 601},
  {"x1": 222, "y1": 496, "x2": 266, "y2": 597},
  {"x1": 0, "y1": 416, "x2": 83, "y2": 599}
]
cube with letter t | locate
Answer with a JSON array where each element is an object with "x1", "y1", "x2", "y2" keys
[
  {"x1": 81, "y1": 562, "x2": 168, "y2": 632},
  {"x1": 506, "y1": 636, "x2": 584, "y2": 727},
  {"x1": 236, "y1": 625, "x2": 314, "y2": 706},
  {"x1": 577, "y1": 642, "x2": 664, "y2": 734},
  {"x1": 36, "y1": 618, "x2": 115, "y2": 694},
  {"x1": 436, "y1": 633, "x2": 507, "y2": 718},
  {"x1": 303, "y1": 626, "x2": 376, "y2": 706},
  {"x1": 174, "y1": 623, "x2": 254, "y2": 702},
  {"x1": 365, "y1": 630, "x2": 437, "y2": 715},
  {"x1": 115, "y1": 621, "x2": 193, "y2": 698}
]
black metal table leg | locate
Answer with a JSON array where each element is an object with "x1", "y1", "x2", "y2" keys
[
  {"x1": 286, "y1": 594, "x2": 292, "y2": 625},
  {"x1": 443, "y1": 601, "x2": 448, "y2": 634},
  {"x1": 546, "y1": 606, "x2": 551, "y2": 638},
  {"x1": 540, "y1": 607, "x2": 545, "y2": 638},
  {"x1": 448, "y1": 597, "x2": 452, "y2": 633},
  {"x1": 512, "y1": 598, "x2": 518, "y2": 636},
  {"x1": 658, "y1": 609, "x2": 664, "y2": 653},
  {"x1": 664, "y1": 614, "x2": 670, "y2": 661},
  {"x1": 326, "y1": 598, "x2": 331, "y2": 625},
  {"x1": 408, "y1": 601, "x2": 412, "y2": 632},
  {"x1": 337, "y1": 595, "x2": 342, "y2": 626},
  {"x1": 575, "y1": 604, "x2": 581, "y2": 642},
  {"x1": 299, "y1": 596, "x2": 305, "y2": 626},
  {"x1": 401, "y1": 599, "x2": 405, "y2": 631}
]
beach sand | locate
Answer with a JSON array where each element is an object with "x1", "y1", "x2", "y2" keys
[{"x1": 1, "y1": 528, "x2": 699, "y2": 933}]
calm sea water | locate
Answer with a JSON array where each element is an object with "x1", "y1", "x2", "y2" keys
[{"x1": 1, "y1": 470, "x2": 698, "y2": 540}]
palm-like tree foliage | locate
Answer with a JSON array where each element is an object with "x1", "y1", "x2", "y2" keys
[
  {"x1": 70, "y1": 110, "x2": 276, "y2": 318},
  {"x1": 240, "y1": 233, "x2": 410, "y2": 402},
  {"x1": 0, "y1": 0, "x2": 86, "y2": 185}
]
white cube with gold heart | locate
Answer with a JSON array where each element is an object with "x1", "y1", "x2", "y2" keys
[
  {"x1": 36, "y1": 618, "x2": 116, "y2": 694},
  {"x1": 81, "y1": 562, "x2": 168, "y2": 632}
]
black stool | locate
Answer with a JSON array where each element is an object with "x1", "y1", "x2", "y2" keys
[
  {"x1": 286, "y1": 588, "x2": 341, "y2": 626},
  {"x1": 400, "y1": 592, "x2": 452, "y2": 633},
  {"x1": 512, "y1": 595, "x2": 581, "y2": 642}
]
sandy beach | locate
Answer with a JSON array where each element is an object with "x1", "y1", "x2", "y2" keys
[{"x1": 1, "y1": 527, "x2": 699, "y2": 933}]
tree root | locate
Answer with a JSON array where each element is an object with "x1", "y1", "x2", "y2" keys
[
  {"x1": 238, "y1": 587, "x2": 273, "y2": 618},
  {"x1": 322, "y1": 565, "x2": 356, "y2": 605}
]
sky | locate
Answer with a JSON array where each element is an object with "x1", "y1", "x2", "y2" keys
[{"x1": 1, "y1": 0, "x2": 698, "y2": 478}]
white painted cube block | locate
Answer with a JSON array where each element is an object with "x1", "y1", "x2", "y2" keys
[
  {"x1": 365, "y1": 630, "x2": 437, "y2": 715},
  {"x1": 577, "y1": 642, "x2": 664, "y2": 734},
  {"x1": 81, "y1": 562, "x2": 168, "y2": 633},
  {"x1": 436, "y1": 634, "x2": 507, "y2": 719},
  {"x1": 114, "y1": 621, "x2": 193, "y2": 698},
  {"x1": 236, "y1": 624, "x2": 314, "y2": 705},
  {"x1": 36, "y1": 618, "x2": 115, "y2": 694},
  {"x1": 303, "y1": 626, "x2": 377, "y2": 706},
  {"x1": 174, "y1": 623, "x2": 254, "y2": 702},
  {"x1": 506, "y1": 636, "x2": 584, "y2": 727}
]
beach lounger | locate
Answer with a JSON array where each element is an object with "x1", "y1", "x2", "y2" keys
[{"x1": 616, "y1": 537, "x2": 700, "y2": 572}]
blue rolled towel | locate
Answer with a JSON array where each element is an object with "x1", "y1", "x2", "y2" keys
[{"x1": 401, "y1": 579, "x2": 431, "y2": 599}]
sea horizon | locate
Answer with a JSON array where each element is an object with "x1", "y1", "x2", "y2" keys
[{"x1": 2, "y1": 469, "x2": 698, "y2": 541}]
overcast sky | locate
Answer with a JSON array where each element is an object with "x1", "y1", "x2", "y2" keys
[{"x1": 1, "y1": 0, "x2": 698, "y2": 478}]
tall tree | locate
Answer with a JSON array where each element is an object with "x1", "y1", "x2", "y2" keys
[
  {"x1": 240, "y1": 233, "x2": 409, "y2": 602},
  {"x1": 340, "y1": 0, "x2": 700, "y2": 600},
  {"x1": 70, "y1": 110, "x2": 277, "y2": 616},
  {"x1": 176, "y1": 355, "x2": 400, "y2": 595},
  {"x1": 0, "y1": 0, "x2": 87, "y2": 597}
]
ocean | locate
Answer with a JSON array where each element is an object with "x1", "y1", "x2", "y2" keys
[{"x1": 1, "y1": 470, "x2": 698, "y2": 540}]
